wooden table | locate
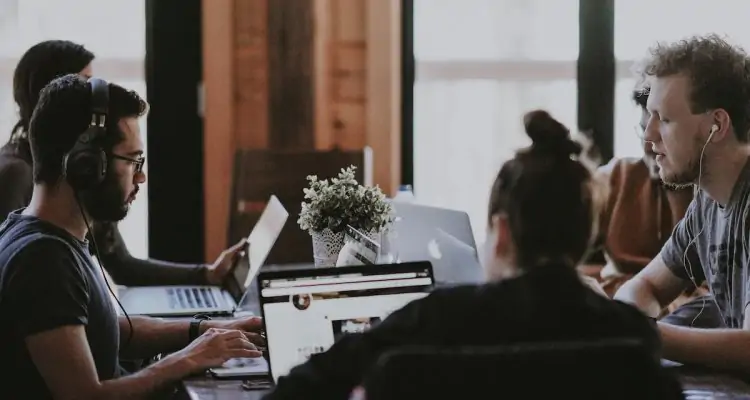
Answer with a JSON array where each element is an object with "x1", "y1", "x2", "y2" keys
[{"x1": 178, "y1": 361, "x2": 750, "y2": 399}]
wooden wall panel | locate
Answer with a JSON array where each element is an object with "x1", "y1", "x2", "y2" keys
[
  {"x1": 324, "y1": 0, "x2": 368, "y2": 150},
  {"x1": 234, "y1": 0, "x2": 269, "y2": 149},
  {"x1": 364, "y1": 0, "x2": 402, "y2": 196},
  {"x1": 313, "y1": 0, "x2": 332, "y2": 150},
  {"x1": 268, "y1": 0, "x2": 315, "y2": 149},
  {"x1": 203, "y1": 0, "x2": 401, "y2": 262},
  {"x1": 203, "y1": 0, "x2": 236, "y2": 263}
]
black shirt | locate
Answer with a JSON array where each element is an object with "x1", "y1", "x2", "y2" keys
[
  {"x1": 264, "y1": 264, "x2": 660, "y2": 400},
  {"x1": 0, "y1": 211, "x2": 120, "y2": 399}
]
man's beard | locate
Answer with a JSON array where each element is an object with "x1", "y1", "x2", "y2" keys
[
  {"x1": 661, "y1": 154, "x2": 700, "y2": 191},
  {"x1": 78, "y1": 173, "x2": 132, "y2": 222}
]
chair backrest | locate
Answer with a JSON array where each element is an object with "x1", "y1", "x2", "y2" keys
[
  {"x1": 363, "y1": 339, "x2": 684, "y2": 400},
  {"x1": 228, "y1": 147, "x2": 372, "y2": 265}
]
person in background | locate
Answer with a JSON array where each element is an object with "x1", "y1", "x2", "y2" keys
[
  {"x1": 0, "y1": 40, "x2": 243, "y2": 287},
  {"x1": 587, "y1": 82, "x2": 721, "y2": 328},
  {"x1": 0, "y1": 74, "x2": 263, "y2": 398},
  {"x1": 264, "y1": 110, "x2": 660, "y2": 399}
]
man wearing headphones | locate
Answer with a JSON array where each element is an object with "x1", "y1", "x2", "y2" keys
[
  {"x1": 615, "y1": 34, "x2": 750, "y2": 373},
  {"x1": 0, "y1": 75, "x2": 263, "y2": 398}
]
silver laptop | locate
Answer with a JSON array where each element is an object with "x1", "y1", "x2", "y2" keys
[
  {"x1": 255, "y1": 261, "x2": 435, "y2": 382},
  {"x1": 387, "y1": 202, "x2": 483, "y2": 286},
  {"x1": 119, "y1": 195, "x2": 289, "y2": 317}
]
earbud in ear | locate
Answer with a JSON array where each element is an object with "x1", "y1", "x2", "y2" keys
[{"x1": 706, "y1": 124, "x2": 719, "y2": 144}]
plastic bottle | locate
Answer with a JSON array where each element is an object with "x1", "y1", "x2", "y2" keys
[{"x1": 392, "y1": 184, "x2": 415, "y2": 203}]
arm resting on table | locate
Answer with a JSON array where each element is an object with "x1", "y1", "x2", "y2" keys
[
  {"x1": 614, "y1": 256, "x2": 692, "y2": 318},
  {"x1": 659, "y1": 319, "x2": 750, "y2": 374}
]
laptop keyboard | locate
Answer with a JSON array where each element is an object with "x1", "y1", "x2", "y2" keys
[{"x1": 167, "y1": 287, "x2": 219, "y2": 310}]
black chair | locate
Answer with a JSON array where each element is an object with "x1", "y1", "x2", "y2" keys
[{"x1": 363, "y1": 338, "x2": 684, "y2": 400}]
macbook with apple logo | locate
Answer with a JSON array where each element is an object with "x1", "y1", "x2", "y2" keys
[{"x1": 387, "y1": 202, "x2": 483, "y2": 286}]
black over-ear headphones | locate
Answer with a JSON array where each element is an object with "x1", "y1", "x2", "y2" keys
[
  {"x1": 63, "y1": 77, "x2": 109, "y2": 191},
  {"x1": 60, "y1": 77, "x2": 136, "y2": 349}
]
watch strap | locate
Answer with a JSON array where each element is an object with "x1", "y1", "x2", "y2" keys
[{"x1": 189, "y1": 314, "x2": 212, "y2": 342}]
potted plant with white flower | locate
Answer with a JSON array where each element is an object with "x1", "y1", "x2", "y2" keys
[{"x1": 298, "y1": 165, "x2": 393, "y2": 266}]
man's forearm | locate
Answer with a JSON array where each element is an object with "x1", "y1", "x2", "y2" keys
[
  {"x1": 119, "y1": 316, "x2": 190, "y2": 359},
  {"x1": 613, "y1": 277, "x2": 663, "y2": 318},
  {"x1": 659, "y1": 323, "x2": 750, "y2": 373},
  {"x1": 96, "y1": 352, "x2": 194, "y2": 399}
]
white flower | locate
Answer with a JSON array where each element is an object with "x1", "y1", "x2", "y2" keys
[{"x1": 298, "y1": 165, "x2": 393, "y2": 234}]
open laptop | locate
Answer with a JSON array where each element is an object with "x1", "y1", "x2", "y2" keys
[
  {"x1": 119, "y1": 195, "x2": 289, "y2": 317},
  {"x1": 388, "y1": 202, "x2": 483, "y2": 286},
  {"x1": 236, "y1": 261, "x2": 434, "y2": 382}
]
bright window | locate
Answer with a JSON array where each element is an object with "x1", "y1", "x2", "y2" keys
[
  {"x1": 413, "y1": 0, "x2": 579, "y2": 243},
  {"x1": 0, "y1": 0, "x2": 148, "y2": 257},
  {"x1": 614, "y1": 0, "x2": 750, "y2": 158}
]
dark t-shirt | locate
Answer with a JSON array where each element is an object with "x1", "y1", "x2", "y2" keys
[
  {"x1": 0, "y1": 211, "x2": 120, "y2": 399},
  {"x1": 661, "y1": 158, "x2": 750, "y2": 328},
  {"x1": 265, "y1": 264, "x2": 661, "y2": 400},
  {"x1": 0, "y1": 143, "x2": 32, "y2": 220}
]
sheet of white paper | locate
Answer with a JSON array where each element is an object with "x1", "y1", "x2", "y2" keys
[{"x1": 210, "y1": 356, "x2": 270, "y2": 377}]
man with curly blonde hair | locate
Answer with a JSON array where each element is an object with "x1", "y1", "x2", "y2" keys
[{"x1": 616, "y1": 34, "x2": 750, "y2": 373}]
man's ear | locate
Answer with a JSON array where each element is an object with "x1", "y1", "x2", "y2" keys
[{"x1": 710, "y1": 109, "x2": 733, "y2": 143}]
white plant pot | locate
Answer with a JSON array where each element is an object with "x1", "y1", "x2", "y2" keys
[
  {"x1": 311, "y1": 229, "x2": 346, "y2": 267},
  {"x1": 310, "y1": 228, "x2": 381, "y2": 267}
]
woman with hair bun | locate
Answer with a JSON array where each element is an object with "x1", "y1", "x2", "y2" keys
[{"x1": 265, "y1": 110, "x2": 667, "y2": 400}]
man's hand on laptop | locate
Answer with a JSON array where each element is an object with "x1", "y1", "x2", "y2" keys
[
  {"x1": 205, "y1": 238, "x2": 248, "y2": 285},
  {"x1": 175, "y1": 328, "x2": 262, "y2": 373},
  {"x1": 204, "y1": 316, "x2": 266, "y2": 348}
]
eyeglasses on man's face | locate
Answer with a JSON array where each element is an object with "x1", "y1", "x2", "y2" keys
[{"x1": 111, "y1": 153, "x2": 145, "y2": 174}]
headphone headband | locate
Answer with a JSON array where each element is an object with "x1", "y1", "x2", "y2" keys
[
  {"x1": 88, "y1": 77, "x2": 109, "y2": 126},
  {"x1": 63, "y1": 77, "x2": 110, "y2": 190}
]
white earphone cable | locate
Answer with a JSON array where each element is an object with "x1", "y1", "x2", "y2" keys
[{"x1": 680, "y1": 124, "x2": 728, "y2": 327}]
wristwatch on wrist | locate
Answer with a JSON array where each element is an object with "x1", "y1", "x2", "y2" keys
[{"x1": 189, "y1": 314, "x2": 212, "y2": 342}]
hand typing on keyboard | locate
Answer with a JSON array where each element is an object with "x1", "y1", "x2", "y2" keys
[
  {"x1": 173, "y1": 328, "x2": 262, "y2": 374},
  {"x1": 203, "y1": 316, "x2": 265, "y2": 348}
]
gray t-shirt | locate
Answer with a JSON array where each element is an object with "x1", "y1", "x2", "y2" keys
[{"x1": 661, "y1": 158, "x2": 750, "y2": 328}]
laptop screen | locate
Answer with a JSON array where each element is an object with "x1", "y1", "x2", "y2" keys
[
  {"x1": 226, "y1": 195, "x2": 289, "y2": 301},
  {"x1": 388, "y1": 202, "x2": 483, "y2": 286},
  {"x1": 258, "y1": 262, "x2": 434, "y2": 382}
]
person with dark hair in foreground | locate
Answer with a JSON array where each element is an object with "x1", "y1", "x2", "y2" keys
[
  {"x1": 0, "y1": 40, "x2": 244, "y2": 288},
  {"x1": 590, "y1": 83, "x2": 721, "y2": 328},
  {"x1": 0, "y1": 75, "x2": 264, "y2": 398},
  {"x1": 615, "y1": 34, "x2": 750, "y2": 373},
  {"x1": 264, "y1": 110, "x2": 660, "y2": 399}
]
